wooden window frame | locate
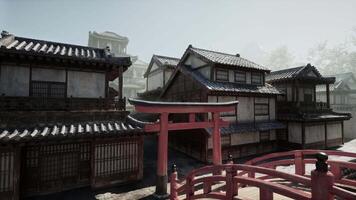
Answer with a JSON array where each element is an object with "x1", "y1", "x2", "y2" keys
[
  {"x1": 251, "y1": 72, "x2": 263, "y2": 85},
  {"x1": 30, "y1": 80, "x2": 66, "y2": 98},
  {"x1": 254, "y1": 103, "x2": 269, "y2": 116},
  {"x1": 234, "y1": 70, "x2": 246, "y2": 83},
  {"x1": 215, "y1": 68, "x2": 229, "y2": 82}
]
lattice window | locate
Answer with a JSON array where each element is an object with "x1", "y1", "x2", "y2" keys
[
  {"x1": 252, "y1": 72, "x2": 263, "y2": 85},
  {"x1": 0, "y1": 150, "x2": 14, "y2": 192},
  {"x1": 255, "y1": 103, "x2": 269, "y2": 116},
  {"x1": 31, "y1": 81, "x2": 66, "y2": 97},
  {"x1": 94, "y1": 139, "x2": 139, "y2": 177},
  {"x1": 234, "y1": 71, "x2": 246, "y2": 83},
  {"x1": 260, "y1": 131, "x2": 270, "y2": 141},
  {"x1": 216, "y1": 69, "x2": 229, "y2": 82}
]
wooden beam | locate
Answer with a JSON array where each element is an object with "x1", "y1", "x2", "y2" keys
[
  {"x1": 134, "y1": 105, "x2": 237, "y2": 113},
  {"x1": 144, "y1": 120, "x2": 230, "y2": 132}
]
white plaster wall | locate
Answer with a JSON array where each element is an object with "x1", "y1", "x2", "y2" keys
[
  {"x1": 164, "y1": 69, "x2": 173, "y2": 85},
  {"x1": 185, "y1": 55, "x2": 207, "y2": 68},
  {"x1": 305, "y1": 124, "x2": 325, "y2": 144},
  {"x1": 150, "y1": 63, "x2": 159, "y2": 71},
  {"x1": 269, "y1": 98, "x2": 276, "y2": 120},
  {"x1": 32, "y1": 67, "x2": 65, "y2": 82},
  {"x1": 218, "y1": 96, "x2": 237, "y2": 122},
  {"x1": 255, "y1": 97, "x2": 268, "y2": 104},
  {"x1": 228, "y1": 70, "x2": 234, "y2": 82},
  {"x1": 231, "y1": 132, "x2": 259, "y2": 145},
  {"x1": 0, "y1": 65, "x2": 29, "y2": 96},
  {"x1": 288, "y1": 122, "x2": 302, "y2": 143},
  {"x1": 198, "y1": 67, "x2": 211, "y2": 79},
  {"x1": 255, "y1": 116, "x2": 269, "y2": 121},
  {"x1": 246, "y1": 72, "x2": 251, "y2": 84},
  {"x1": 237, "y1": 97, "x2": 254, "y2": 123},
  {"x1": 327, "y1": 122, "x2": 342, "y2": 140},
  {"x1": 147, "y1": 71, "x2": 163, "y2": 91},
  {"x1": 67, "y1": 71, "x2": 105, "y2": 98}
]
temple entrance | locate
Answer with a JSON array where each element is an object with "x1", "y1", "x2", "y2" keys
[{"x1": 129, "y1": 98, "x2": 238, "y2": 197}]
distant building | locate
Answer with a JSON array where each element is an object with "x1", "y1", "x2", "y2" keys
[
  {"x1": 138, "y1": 55, "x2": 180, "y2": 100},
  {"x1": 266, "y1": 64, "x2": 351, "y2": 149},
  {"x1": 0, "y1": 31, "x2": 144, "y2": 199},
  {"x1": 88, "y1": 31, "x2": 148, "y2": 110},
  {"x1": 316, "y1": 72, "x2": 356, "y2": 140}
]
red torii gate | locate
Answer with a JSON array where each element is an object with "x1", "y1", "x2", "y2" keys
[{"x1": 129, "y1": 98, "x2": 238, "y2": 197}]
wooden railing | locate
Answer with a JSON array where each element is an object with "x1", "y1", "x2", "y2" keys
[
  {"x1": 170, "y1": 151, "x2": 356, "y2": 200},
  {"x1": 277, "y1": 101, "x2": 330, "y2": 113},
  {"x1": 0, "y1": 96, "x2": 126, "y2": 111}
]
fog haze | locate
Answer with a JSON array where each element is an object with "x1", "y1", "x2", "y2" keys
[{"x1": 1, "y1": 0, "x2": 355, "y2": 66}]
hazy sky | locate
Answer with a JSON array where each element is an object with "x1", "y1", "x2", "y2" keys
[{"x1": 1, "y1": 0, "x2": 356, "y2": 63}]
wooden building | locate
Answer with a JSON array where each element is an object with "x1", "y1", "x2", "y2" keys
[
  {"x1": 266, "y1": 64, "x2": 351, "y2": 149},
  {"x1": 316, "y1": 72, "x2": 356, "y2": 140},
  {"x1": 151, "y1": 45, "x2": 285, "y2": 162},
  {"x1": 0, "y1": 31, "x2": 144, "y2": 199},
  {"x1": 139, "y1": 55, "x2": 180, "y2": 100}
]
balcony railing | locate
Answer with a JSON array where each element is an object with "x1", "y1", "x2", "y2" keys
[
  {"x1": 0, "y1": 96, "x2": 126, "y2": 111},
  {"x1": 277, "y1": 101, "x2": 330, "y2": 114}
]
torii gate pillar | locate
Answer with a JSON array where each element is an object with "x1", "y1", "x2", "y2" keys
[{"x1": 156, "y1": 112, "x2": 169, "y2": 195}]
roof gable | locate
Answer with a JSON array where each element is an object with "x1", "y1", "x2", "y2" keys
[{"x1": 144, "y1": 54, "x2": 180, "y2": 77}]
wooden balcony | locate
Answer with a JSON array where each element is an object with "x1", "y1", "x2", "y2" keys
[
  {"x1": 277, "y1": 101, "x2": 330, "y2": 114},
  {"x1": 0, "y1": 96, "x2": 126, "y2": 111}
]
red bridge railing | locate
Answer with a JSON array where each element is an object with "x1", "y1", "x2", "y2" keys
[
  {"x1": 170, "y1": 151, "x2": 356, "y2": 200},
  {"x1": 242, "y1": 149, "x2": 356, "y2": 188}
]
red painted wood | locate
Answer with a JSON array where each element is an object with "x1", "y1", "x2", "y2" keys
[
  {"x1": 212, "y1": 112, "x2": 222, "y2": 165},
  {"x1": 134, "y1": 104, "x2": 237, "y2": 113},
  {"x1": 143, "y1": 120, "x2": 230, "y2": 132},
  {"x1": 157, "y1": 112, "x2": 168, "y2": 177},
  {"x1": 170, "y1": 171, "x2": 178, "y2": 200},
  {"x1": 311, "y1": 170, "x2": 334, "y2": 200}
]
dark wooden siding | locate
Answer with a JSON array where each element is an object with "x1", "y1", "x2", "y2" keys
[{"x1": 162, "y1": 72, "x2": 207, "y2": 102}]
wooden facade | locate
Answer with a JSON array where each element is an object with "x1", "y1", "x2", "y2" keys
[
  {"x1": 266, "y1": 64, "x2": 351, "y2": 150},
  {"x1": 140, "y1": 45, "x2": 285, "y2": 162},
  {"x1": 0, "y1": 32, "x2": 145, "y2": 199}
]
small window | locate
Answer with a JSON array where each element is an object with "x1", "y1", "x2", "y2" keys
[
  {"x1": 252, "y1": 73, "x2": 263, "y2": 85},
  {"x1": 216, "y1": 69, "x2": 229, "y2": 82},
  {"x1": 234, "y1": 71, "x2": 246, "y2": 83},
  {"x1": 31, "y1": 81, "x2": 66, "y2": 98},
  {"x1": 255, "y1": 103, "x2": 269, "y2": 115},
  {"x1": 260, "y1": 131, "x2": 270, "y2": 141}
]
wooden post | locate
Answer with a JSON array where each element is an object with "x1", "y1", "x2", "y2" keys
[
  {"x1": 260, "y1": 188, "x2": 273, "y2": 200},
  {"x1": 118, "y1": 66, "x2": 123, "y2": 100},
  {"x1": 226, "y1": 165, "x2": 238, "y2": 199},
  {"x1": 326, "y1": 84, "x2": 330, "y2": 109},
  {"x1": 13, "y1": 145, "x2": 21, "y2": 200},
  {"x1": 295, "y1": 151, "x2": 305, "y2": 176},
  {"x1": 170, "y1": 164, "x2": 178, "y2": 200},
  {"x1": 212, "y1": 112, "x2": 222, "y2": 165},
  {"x1": 311, "y1": 152, "x2": 334, "y2": 200},
  {"x1": 156, "y1": 112, "x2": 169, "y2": 196}
]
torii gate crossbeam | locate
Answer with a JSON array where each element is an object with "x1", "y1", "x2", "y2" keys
[{"x1": 129, "y1": 98, "x2": 238, "y2": 197}]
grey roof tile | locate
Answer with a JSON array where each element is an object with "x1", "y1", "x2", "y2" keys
[
  {"x1": 189, "y1": 46, "x2": 269, "y2": 71},
  {"x1": 181, "y1": 65, "x2": 281, "y2": 95},
  {"x1": 0, "y1": 120, "x2": 143, "y2": 143}
]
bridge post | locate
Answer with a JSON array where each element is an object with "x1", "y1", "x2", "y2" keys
[
  {"x1": 170, "y1": 164, "x2": 178, "y2": 200},
  {"x1": 294, "y1": 151, "x2": 305, "y2": 175},
  {"x1": 156, "y1": 112, "x2": 169, "y2": 197},
  {"x1": 212, "y1": 112, "x2": 222, "y2": 165},
  {"x1": 311, "y1": 152, "x2": 335, "y2": 200}
]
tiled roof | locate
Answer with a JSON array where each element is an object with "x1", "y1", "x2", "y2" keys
[
  {"x1": 154, "y1": 55, "x2": 180, "y2": 67},
  {"x1": 333, "y1": 72, "x2": 355, "y2": 83},
  {"x1": 205, "y1": 121, "x2": 286, "y2": 135},
  {"x1": 266, "y1": 64, "x2": 334, "y2": 84},
  {"x1": 0, "y1": 31, "x2": 131, "y2": 66},
  {"x1": 188, "y1": 45, "x2": 269, "y2": 71},
  {"x1": 266, "y1": 66, "x2": 305, "y2": 82},
  {"x1": 179, "y1": 65, "x2": 281, "y2": 95},
  {"x1": 0, "y1": 120, "x2": 143, "y2": 143},
  {"x1": 278, "y1": 112, "x2": 351, "y2": 121}
]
